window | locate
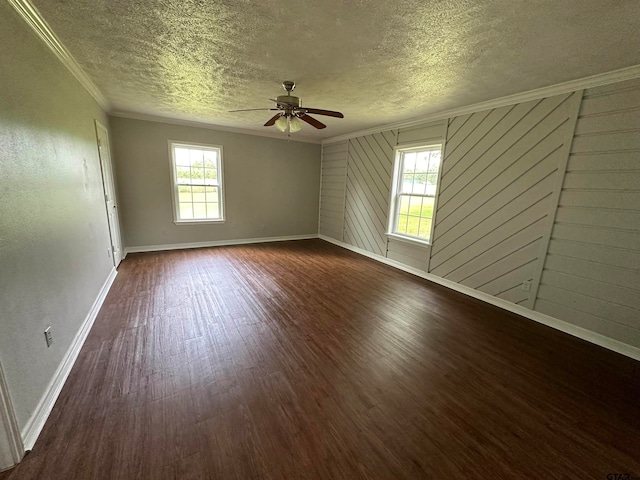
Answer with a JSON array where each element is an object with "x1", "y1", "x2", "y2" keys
[
  {"x1": 388, "y1": 144, "x2": 443, "y2": 244},
  {"x1": 169, "y1": 142, "x2": 224, "y2": 223}
]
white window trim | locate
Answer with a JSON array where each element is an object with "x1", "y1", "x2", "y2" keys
[
  {"x1": 168, "y1": 140, "x2": 226, "y2": 224},
  {"x1": 387, "y1": 142, "x2": 444, "y2": 246}
]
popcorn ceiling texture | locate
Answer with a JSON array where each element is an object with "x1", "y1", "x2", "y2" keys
[{"x1": 31, "y1": 0, "x2": 640, "y2": 138}]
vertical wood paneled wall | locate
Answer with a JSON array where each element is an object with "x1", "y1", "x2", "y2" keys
[
  {"x1": 319, "y1": 77, "x2": 640, "y2": 351},
  {"x1": 534, "y1": 78, "x2": 640, "y2": 346}
]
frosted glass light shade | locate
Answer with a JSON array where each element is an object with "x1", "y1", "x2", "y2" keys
[
  {"x1": 275, "y1": 115, "x2": 288, "y2": 132},
  {"x1": 289, "y1": 116, "x2": 303, "y2": 132}
]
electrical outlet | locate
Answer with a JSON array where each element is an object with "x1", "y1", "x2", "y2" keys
[
  {"x1": 107, "y1": 248, "x2": 112, "y2": 258},
  {"x1": 522, "y1": 280, "x2": 532, "y2": 292},
  {"x1": 44, "y1": 326, "x2": 53, "y2": 347}
]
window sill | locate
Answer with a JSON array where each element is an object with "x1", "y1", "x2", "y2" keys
[
  {"x1": 386, "y1": 233, "x2": 431, "y2": 248},
  {"x1": 174, "y1": 219, "x2": 226, "y2": 225}
]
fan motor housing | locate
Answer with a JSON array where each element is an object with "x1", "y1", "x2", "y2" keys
[{"x1": 276, "y1": 95, "x2": 300, "y2": 107}]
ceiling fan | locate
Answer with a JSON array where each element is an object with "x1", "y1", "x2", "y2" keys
[{"x1": 229, "y1": 81, "x2": 344, "y2": 134}]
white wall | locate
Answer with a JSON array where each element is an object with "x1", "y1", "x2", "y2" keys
[
  {"x1": 0, "y1": 0, "x2": 113, "y2": 445},
  {"x1": 319, "y1": 81, "x2": 640, "y2": 352},
  {"x1": 110, "y1": 117, "x2": 321, "y2": 249}
]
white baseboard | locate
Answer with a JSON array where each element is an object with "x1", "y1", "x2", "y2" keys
[
  {"x1": 124, "y1": 234, "x2": 319, "y2": 255},
  {"x1": 21, "y1": 267, "x2": 118, "y2": 450},
  {"x1": 319, "y1": 235, "x2": 640, "y2": 362}
]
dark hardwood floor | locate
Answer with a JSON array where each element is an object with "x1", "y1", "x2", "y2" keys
[{"x1": 2, "y1": 239, "x2": 639, "y2": 479}]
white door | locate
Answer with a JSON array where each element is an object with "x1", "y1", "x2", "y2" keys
[{"x1": 95, "y1": 121, "x2": 123, "y2": 267}]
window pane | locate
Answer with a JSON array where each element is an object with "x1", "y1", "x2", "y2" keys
[
  {"x1": 396, "y1": 214, "x2": 409, "y2": 234},
  {"x1": 416, "y1": 152, "x2": 430, "y2": 174},
  {"x1": 175, "y1": 148, "x2": 191, "y2": 166},
  {"x1": 193, "y1": 203, "x2": 207, "y2": 218},
  {"x1": 418, "y1": 218, "x2": 432, "y2": 239},
  {"x1": 398, "y1": 195, "x2": 410, "y2": 215},
  {"x1": 205, "y1": 187, "x2": 218, "y2": 202},
  {"x1": 402, "y1": 152, "x2": 416, "y2": 174},
  {"x1": 180, "y1": 204, "x2": 193, "y2": 219},
  {"x1": 189, "y1": 148, "x2": 204, "y2": 167},
  {"x1": 178, "y1": 186, "x2": 192, "y2": 202},
  {"x1": 401, "y1": 174, "x2": 414, "y2": 194},
  {"x1": 176, "y1": 166, "x2": 192, "y2": 184},
  {"x1": 404, "y1": 215, "x2": 421, "y2": 237},
  {"x1": 192, "y1": 186, "x2": 206, "y2": 203},
  {"x1": 203, "y1": 151, "x2": 217, "y2": 168},
  {"x1": 421, "y1": 197, "x2": 435, "y2": 218},
  {"x1": 206, "y1": 203, "x2": 219, "y2": 218},
  {"x1": 408, "y1": 196, "x2": 422, "y2": 216},
  {"x1": 204, "y1": 168, "x2": 218, "y2": 185}
]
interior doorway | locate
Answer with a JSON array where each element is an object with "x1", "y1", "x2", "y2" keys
[{"x1": 95, "y1": 120, "x2": 123, "y2": 267}]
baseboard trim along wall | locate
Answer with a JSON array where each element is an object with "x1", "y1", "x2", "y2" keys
[
  {"x1": 20, "y1": 268, "x2": 118, "y2": 451},
  {"x1": 319, "y1": 235, "x2": 640, "y2": 362},
  {"x1": 124, "y1": 234, "x2": 319, "y2": 256}
]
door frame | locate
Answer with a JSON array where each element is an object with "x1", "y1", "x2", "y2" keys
[
  {"x1": 95, "y1": 120, "x2": 123, "y2": 266},
  {"x1": 0, "y1": 360, "x2": 23, "y2": 471}
]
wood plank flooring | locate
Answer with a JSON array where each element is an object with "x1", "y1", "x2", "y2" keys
[{"x1": 2, "y1": 239, "x2": 640, "y2": 479}]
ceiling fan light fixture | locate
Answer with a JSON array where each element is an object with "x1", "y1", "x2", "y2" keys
[
  {"x1": 275, "y1": 115, "x2": 288, "y2": 132},
  {"x1": 289, "y1": 116, "x2": 303, "y2": 133}
]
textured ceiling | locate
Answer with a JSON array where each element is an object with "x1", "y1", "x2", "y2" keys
[{"x1": 31, "y1": 0, "x2": 640, "y2": 140}]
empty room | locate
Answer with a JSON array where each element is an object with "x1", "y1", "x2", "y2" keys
[{"x1": 1, "y1": 0, "x2": 639, "y2": 478}]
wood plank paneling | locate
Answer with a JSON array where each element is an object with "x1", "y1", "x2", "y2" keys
[
  {"x1": 343, "y1": 131, "x2": 397, "y2": 256},
  {"x1": 547, "y1": 239, "x2": 640, "y2": 270},
  {"x1": 386, "y1": 238, "x2": 430, "y2": 272},
  {"x1": 534, "y1": 80, "x2": 640, "y2": 346},
  {"x1": 430, "y1": 92, "x2": 581, "y2": 307},
  {"x1": 396, "y1": 121, "x2": 447, "y2": 146},
  {"x1": 319, "y1": 141, "x2": 348, "y2": 240}
]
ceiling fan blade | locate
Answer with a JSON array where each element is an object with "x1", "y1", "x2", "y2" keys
[
  {"x1": 299, "y1": 108, "x2": 344, "y2": 118},
  {"x1": 299, "y1": 114, "x2": 326, "y2": 129},
  {"x1": 264, "y1": 113, "x2": 282, "y2": 127},
  {"x1": 228, "y1": 108, "x2": 279, "y2": 112}
]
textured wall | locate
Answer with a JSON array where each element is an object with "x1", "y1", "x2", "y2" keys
[
  {"x1": 0, "y1": 3, "x2": 113, "y2": 431},
  {"x1": 110, "y1": 117, "x2": 321, "y2": 248},
  {"x1": 535, "y1": 79, "x2": 640, "y2": 345}
]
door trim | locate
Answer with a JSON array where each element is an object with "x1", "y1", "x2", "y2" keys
[
  {"x1": 0, "y1": 360, "x2": 23, "y2": 471},
  {"x1": 95, "y1": 120, "x2": 123, "y2": 267}
]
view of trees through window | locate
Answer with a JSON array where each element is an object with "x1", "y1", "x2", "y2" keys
[
  {"x1": 393, "y1": 146, "x2": 441, "y2": 242},
  {"x1": 172, "y1": 144, "x2": 223, "y2": 221}
]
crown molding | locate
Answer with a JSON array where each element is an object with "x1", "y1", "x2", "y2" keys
[
  {"x1": 109, "y1": 111, "x2": 323, "y2": 144},
  {"x1": 8, "y1": 0, "x2": 110, "y2": 111},
  {"x1": 323, "y1": 64, "x2": 640, "y2": 144}
]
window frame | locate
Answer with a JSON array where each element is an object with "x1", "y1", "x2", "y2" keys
[
  {"x1": 387, "y1": 142, "x2": 444, "y2": 246},
  {"x1": 168, "y1": 140, "x2": 226, "y2": 225}
]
